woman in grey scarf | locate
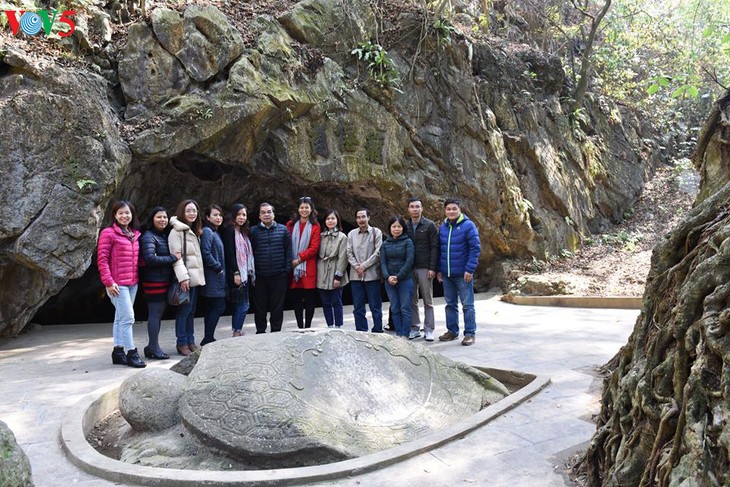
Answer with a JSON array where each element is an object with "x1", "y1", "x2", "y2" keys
[{"x1": 286, "y1": 197, "x2": 321, "y2": 328}]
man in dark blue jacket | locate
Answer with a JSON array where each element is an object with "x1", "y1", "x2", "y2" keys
[
  {"x1": 249, "y1": 202, "x2": 293, "y2": 333},
  {"x1": 437, "y1": 198, "x2": 481, "y2": 346}
]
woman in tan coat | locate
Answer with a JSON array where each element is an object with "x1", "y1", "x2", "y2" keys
[
  {"x1": 316, "y1": 210, "x2": 349, "y2": 328},
  {"x1": 168, "y1": 199, "x2": 206, "y2": 356}
]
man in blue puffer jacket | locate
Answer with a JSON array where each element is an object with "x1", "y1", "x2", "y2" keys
[{"x1": 437, "y1": 198, "x2": 482, "y2": 346}]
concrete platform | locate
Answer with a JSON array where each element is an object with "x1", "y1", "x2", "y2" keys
[
  {"x1": 0, "y1": 292, "x2": 639, "y2": 487},
  {"x1": 502, "y1": 294, "x2": 643, "y2": 309}
]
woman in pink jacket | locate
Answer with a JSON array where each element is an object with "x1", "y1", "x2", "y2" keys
[{"x1": 97, "y1": 200, "x2": 146, "y2": 368}]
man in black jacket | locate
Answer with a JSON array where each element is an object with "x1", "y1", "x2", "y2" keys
[
  {"x1": 249, "y1": 202, "x2": 293, "y2": 333},
  {"x1": 405, "y1": 198, "x2": 439, "y2": 341}
]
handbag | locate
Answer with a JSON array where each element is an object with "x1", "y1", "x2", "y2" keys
[
  {"x1": 167, "y1": 281, "x2": 190, "y2": 306},
  {"x1": 167, "y1": 230, "x2": 190, "y2": 306},
  {"x1": 226, "y1": 283, "x2": 248, "y2": 304}
]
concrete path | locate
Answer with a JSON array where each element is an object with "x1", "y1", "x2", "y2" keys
[{"x1": 0, "y1": 292, "x2": 639, "y2": 487}]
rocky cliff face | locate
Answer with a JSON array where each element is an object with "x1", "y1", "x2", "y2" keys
[
  {"x1": 582, "y1": 93, "x2": 730, "y2": 486},
  {"x1": 0, "y1": 50, "x2": 130, "y2": 336},
  {"x1": 0, "y1": 0, "x2": 659, "y2": 333}
]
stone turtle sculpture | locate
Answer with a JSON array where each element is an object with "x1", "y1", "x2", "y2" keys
[{"x1": 118, "y1": 330, "x2": 509, "y2": 469}]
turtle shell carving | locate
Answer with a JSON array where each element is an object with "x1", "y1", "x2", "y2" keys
[{"x1": 178, "y1": 330, "x2": 509, "y2": 465}]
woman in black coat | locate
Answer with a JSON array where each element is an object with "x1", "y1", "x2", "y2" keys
[
  {"x1": 139, "y1": 207, "x2": 180, "y2": 359},
  {"x1": 221, "y1": 203, "x2": 255, "y2": 337}
]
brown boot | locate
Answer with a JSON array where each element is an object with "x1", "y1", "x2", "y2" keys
[
  {"x1": 177, "y1": 344, "x2": 191, "y2": 356},
  {"x1": 439, "y1": 331, "x2": 459, "y2": 341},
  {"x1": 188, "y1": 342, "x2": 198, "y2": 352}
]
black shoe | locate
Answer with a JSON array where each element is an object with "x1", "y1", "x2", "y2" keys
[
  {"x1": 126, "y1": 349, "x2": 147, "y2": 368},
  {"x1": 384, "y1": 324, "x2": 395, "y2": 331},
  {"x1": 111, "y1": 346, "x2": 127, "y2": 365},
  {"x1": 143, "y1": 346, "x2": 169, "y2": 360},
  {"x1": 200, "y1": 338, "x2": 217, "y2": 346}
]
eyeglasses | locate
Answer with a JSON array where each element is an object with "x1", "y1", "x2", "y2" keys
[
  {"x1": 299, "y1": 196, "x2": 312, "y2": 202},
  {"x1": 260, "y1": 210, "x2": 273, "y2": 215}
]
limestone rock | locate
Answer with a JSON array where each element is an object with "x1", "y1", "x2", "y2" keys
[
  {"x1": 118, "y1": 23, "x2": 190, "y2": 107},
  {"x1": 152, "y1": 6, "x2": 244, "y2": 82},
  {"x1": 279, "y1": 0, "x2": 376, "y2": 59},
  {"x1": 178, "y1": 331, "x2": 509, "y2": 466},
  {"x1": 0, "y1": 48, "x2": 130, "y2": 337},
  {"x1": 0, "y1": 420, "x2": 33, "y2": 486},
  {"x1": 14, "y1": 3, "x2": 661, "y2": 334},
  {"x1": 512, "y1": 275, "x2": 574, "y2": 295},
  {"x1": 151, "y1": 8, "x2": 184, "y2": 54},
  {"x1": 119, "y1": 368, "x2": 186, "y2": 431},
  {"x1": 169, "y1": 348, "x2": 201, "y2": 376}
]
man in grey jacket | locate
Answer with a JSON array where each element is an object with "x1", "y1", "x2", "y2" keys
[
  {"x1": 347, "y1": 209, "x2": 383, "y2": 332},
  {"x1": 405, "y1": 198, "x2": 439, "y2": 341}
]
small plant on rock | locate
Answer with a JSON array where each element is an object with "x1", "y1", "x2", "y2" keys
[
  {"x1": 76, "y1": 178, "x2": 97, "y2": 192},
  {"x1": 351, "y1": 41, "x2": 401, "y2": 90},
  {"x1": 433, "y1": 17, "x2": 456, "y2": 48}
]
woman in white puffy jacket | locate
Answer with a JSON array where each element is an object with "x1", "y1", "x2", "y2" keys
[{"x1": 168, "y1": 199, "x2": 206, "y2": 356}]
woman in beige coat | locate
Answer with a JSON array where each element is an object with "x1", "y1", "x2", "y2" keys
[
  {"x1": 168, "y1": 199, "x2": 206, "y2": 356},
  {"x1": 317, "y1": 210, "x2": 349, "y2": 328}
]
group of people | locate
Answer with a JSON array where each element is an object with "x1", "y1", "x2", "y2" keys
[{"x1": 96, "y1": 196, "x2": 482, "y2": 368}]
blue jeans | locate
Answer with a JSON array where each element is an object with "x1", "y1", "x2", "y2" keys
[
  {"x1": 108, "y1": 284, "x2": 138, "y2": 350},
  {"x1": 385, "y1": 278, "x2": 413, "y2": 337},
  {"x1": 175, "y1": 286, "x2": 199, "y2": 346},
  {"x1": 203, "y1": 296, "x2": 226, "y2": 343},
  {"x1": 442, "y1": 275, "x2": 476, "y2": 336},
  {"x1": 350, "y1": 280, "x2": 383, "y2": 332},
  {"x1": 231, "y1": 301, "x2": 250, "y2": 331},
  {"x1": 319, "y1": 288, "x2": 344, "y2": 327}
]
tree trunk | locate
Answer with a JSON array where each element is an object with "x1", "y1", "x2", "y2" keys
[
  {"x1": 572, "y1": 0, "x2": 612, "y2": 109},
  {"x1": 581, "y1": 91, "x2": 730, "y2": 486}
]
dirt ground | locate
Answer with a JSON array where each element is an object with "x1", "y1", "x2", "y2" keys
[{"x1": 508, "y1": 160, "x2": 698, "y2": 297}]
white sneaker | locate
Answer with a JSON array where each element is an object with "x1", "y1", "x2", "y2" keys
[
  {"x1": 408, "y1": 330, "x2": 422, "y2": 340},
  {"x1": 424, "y1": 331, "x2": 435, "y2": 342}
]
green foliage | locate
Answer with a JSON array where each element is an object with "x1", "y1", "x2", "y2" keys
[
  {"x1": 490, "y1": 0, "x2": 728, "y2": 139},
  {"x1": 75, "y1": 178, "x2": 97, "y2": 192},
  {"x1": 473, "y1": 13, "x2": 490, "y2": 34},
  {"x1": 602, "y1": 229, "x2": 642, "y2": 252},
  {"x1": 433, "y1": 17, "x2": 456, "y2": 48},
  {"x1": 64, "y1": 159, "x2": 95, "y2": 193},
  {"x1": 594, "y1": 0, "x2": 730, "y2": 126},
  {"x1": 351, "y1": 41, "x2": 401, "y2": 90}
]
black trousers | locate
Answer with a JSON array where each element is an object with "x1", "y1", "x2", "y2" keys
[
  {"x1": 292, "y1": 288, "x2": 317, "y2": 328},
  {"x1": 253, "y1": 272, "x2": 288, "y2": 333}
]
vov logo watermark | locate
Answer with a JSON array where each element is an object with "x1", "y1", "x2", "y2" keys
[{"x1": 4, "y1": 10, "x2": 76, "y2": 37}]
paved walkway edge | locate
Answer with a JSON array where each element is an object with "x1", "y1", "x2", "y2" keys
[
  {"x1": 60, "y1": 369, "x2": 550, "y2": 486},
  {"x1": 502, "y1": 295, "x2": 643, "y2": 309}
]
